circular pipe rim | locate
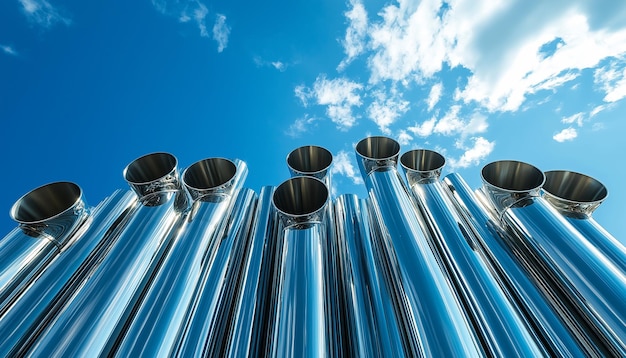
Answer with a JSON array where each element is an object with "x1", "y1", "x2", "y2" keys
[
  {"x1": 123, "y1": 152, "x2": 178, "y2": 185},
  {"x1": 10, "y1": 181, "x2": 83, "y2": 224},
  {"x1": 272, "y1": 176, "x2": 328, "y2": 219},
  {"x1": 287, "y1": 145, "x2": 333, "y2": 176},
  {"x1": 182, "y1": 158, "x2": 237, "y2": 191},
  {"x1": 481, "y1": 160, "x2": 545, "y2": 193}
]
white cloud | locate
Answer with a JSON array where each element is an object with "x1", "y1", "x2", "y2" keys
[
  {"x1": 553, "y1": 127, "x2": 578, "y2": 142},
  {"x1": 254, "y1": 57, "x2": 290, "y2": 72},
  {"x1": 561, "y1": 112, "x2": 584, "y2": 126},
  {"x1": 1, "y1": 45, "x2": 17, "y2": 56},
  {"x1": 426, "y1": 82, "x2": 443, "y2": 111},
  {"x1": 590, "y1": 104, "x2": 608, "y2": 117},
  {"x1": 346, "y1": 0, "x2": 626, "y2": 112},
  {"x1": 193, "y1": 3, "x2": 209, "y2": 37},
  {"x1": 397, "y1": 129, "x2": 413, "y2": 145},
  {"x1": 331, "y1": 150, "x2": 364, "y2": 185},
  {"x1": 408, "y1": 117, "x2": 437, "y2": 137},
  {"x1": 449, "y1": 137, "x2": 495, "y2": 169},
  {"x1": 19, "y1": 0, "x2": 71, "y2": 28},
  {"x1": 298, "y1": 75, "x2": 363, "y2": 129},
  {"x1": 213, "y1": 14, "x2": 230, "y2": 53},
  {"x1": 367, "y1": 88, "x2": 409, "y2": 134},
  {"x1": 338, "y1": 0, "x2": 368, "y2": 71},
  {"x1": 285, "y1": 115, "x2": 318, "y2": 138},
  {"x1": 433, "y1": 105, "x2": 464, "y2": 135},
  {"x1": 594, "y1": 59, "x2": 626, "y2": 103}
]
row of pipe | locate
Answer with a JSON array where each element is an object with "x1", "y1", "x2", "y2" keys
[{"x1": 0, "y1": 136, "x2": 624, "y2": 357}]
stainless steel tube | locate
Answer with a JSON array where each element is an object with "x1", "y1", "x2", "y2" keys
[
  {"x1": 110, "y1": 158, "x2": 246, "y2": 356},
  {"x1": 400, "y1": 150, "x2": 545, "y2": 357},
  {"x1": 482, "y1": 160, "x2": 626, "y2": 356},
  {"x1": 25, "y1": 152, "x2": 188, "y2": 357},
  {"x1": 287, "y1": 145, "x2": 333, "y2": 187},
  {"x1": 443, "y1": 173, "x2": 591, "y2": 357},
  {"x1": 542, "y1": 170, "x2": 626, "y2": 274},
  {"x1": 173, "y1": 187, "x2": 258, "y2": 357},
  {"x1": 334, "y1": 194, "x2": 405, "y2": 357},
  {"x1": 269, "y1": 176, "x2": 330, "y2": 357},
  {"x1": 1, "y1": 182, "x2": 89, "y2": 309},
  {"x1": 0, "y1": 189, "x2": 136, "y2": 357},
  {"x1": 227, "y1": 186, "x2": 277, "y2": 357},
  {"x1": 355, "y1": 136, "x2": 482, "y2": 357}
]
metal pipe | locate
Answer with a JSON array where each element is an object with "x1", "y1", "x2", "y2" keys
[
  {"x1": 227, "y1": 186, "x2": 276, "y2": 357},
  {"x1": 286, "y1": 145, "x2": 344, "y2": 356},
  {"x1": 24, "y1": 152, "x2": 189, "y2": 357},
  {"x1": 0, "y1": 182, "x2": 89, "y2": 309},
  {"x1": 355, "y1": 136, "x2": 482, "y2": 357},
  {"x1": 269, "y1": 176, "x2": 330, "y2": 357},
  {"x1": 443, "y1": 173, "x2": 592, "y2": 357},
  {"x1": 286, "y1": 145, "x2": 333, "y2": 188},
  {"x1": 334, "y1": 194, "x2": 405, "y2": 357},
  {"x1": 542, "y1": 170, "x2": 626, "y2": 274},
  {"x1": 173, "y1": 187, "x2": 258, "y2": 357},
  {"x1": 481, "y1": 160, "x2": 626, "y2": 356},
  {"x1": 0, "y1": 189, "x2": 136, "y2": 357},
  {"x1": 400, "y1": 149, "x2": 546, "y2": 357},
  {"x1": 110, "y1": 158, "x2": 246, "y2": 356}
]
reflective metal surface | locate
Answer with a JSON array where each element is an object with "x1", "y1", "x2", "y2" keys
[
  {"x1": 270, "y1": 176, "x2": 330, "y2": 357},
  {"x1": 356, "y1": 137, "x2": 482, "y2": 357},
  {"x1": 543, "y1": 170, "x2": 626, "y2": 274},
  {"x1": 482, "y1": 160, "x2": 626, "y2": 356},
  {"x1": 0, "y1": 144, "x2": 622, "y2": 358},
  {"x1": 401, "y1": 150, "x2": 545, "y2": 357}
]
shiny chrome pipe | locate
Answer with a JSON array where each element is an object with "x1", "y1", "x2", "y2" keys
[
  {"x1": 287, "y1": 145, "x2": 333, "y2": 187},
  {"x1": 111, "y1": 158, "x2": 246, "y2": 356},
  {"x1": 0, "y1": 189, "x2": 136, "y2": 357},
  {"x1": 542, "y1": 170, "x2": 626, "y2": 274},
  {"x1": 25, "y1": 152, "x2": 188, "y2": 357},
  {"x1": 443, "y1": 173, "x2": 592, "y2": 357},
  {"x1": 227, "y1": 186, "x2": 277, "y2": 357},
  {"x1": 174, "y1": 187, "x2": 258, "y2": 357},
  {"x1": 286, "y1": 145, "x2": 344, "y2": 356},
  {"x1": 481, "y1": 160, "x2": 626, "y2": 356},
  {"x1": 400, "y1": 150, "x2": 545, "y2": 357},
  {"x1": 0, "y1": 182, "x2": 89, "y2": 310},
  {"x1": 270, "y1": 176, "x2": 330, "y2": 357},
  {"x1": 334, "y1": 194, "x2": 405, "y2": 357},
  {"x1": 355, "y1": 136, "x2": 482, "y2": 357}
]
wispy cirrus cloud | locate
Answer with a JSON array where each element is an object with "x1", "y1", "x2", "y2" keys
[
  {"x1": 213, "y1": 14, "x2": 230, "y2": 53},
  {"x1": 18, "y1": 0, "x2": 71, "y2": 28},
  {"x1": 337, "y1": 0, "x2": 368, "y2": 71},
  {"x1": 151, "y1": 1, "x2": 230, "y2": 53},
  {"x1": 1, "y1": 45, "x2": 18, "y2": 56},
  {"x1": 285, "y1": 115, "x2": 319, "y2": 138}
]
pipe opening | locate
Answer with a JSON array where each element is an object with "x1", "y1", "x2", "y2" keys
[
  {"x1": 401, "y1": 149, "x2": 445, "y2": 172},
  {"x1": 356, "y1": 136, "x2": 400, "y2": 160},
  {"x1": 481, "y1": 161, "x2": 544, "y2": 193},
  {"x1": 287, "y1": 146, "x2": 332, "y2": 175},
  {"x1": 273, "y1": 177, "x2": 328, "y2": 218},
  {"x1": 11, "y1": 182, "x2": 82, "y2": 224},
  {"x1": 544, "y1": 171, "x2": 608, "y2": 204},
  {"x1": 183, "y1": 158, "x2": 237, "y2": 190},
  {"x1": 124, "y1": 152, "x2": 177, "y2": 185}
]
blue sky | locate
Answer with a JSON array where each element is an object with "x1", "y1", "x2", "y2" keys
[{"x1": 1, "y1": 0, "x2": 625, "y2": 242}]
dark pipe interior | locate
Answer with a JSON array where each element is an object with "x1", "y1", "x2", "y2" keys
[
  {"x1": 11, "y1": 182, "x2": 82, "y2": 224},
  {"x1": 183, "y1": 158, "x2": 237, "y2": 190},
  {"x1": 356, "y1": 137, "x2": 400, "y2": 160},
  {"x1": 273, "y1": 177, "x2": 328, "y2": 216},
  {"x1": 124, "y1": 153, "x2": 177, "y2": 184},
  {"x1": 544, "y1": 170, "x2": 607, "y2": 203},
  {"x1": 482, "y1": 161, "x2": 544, "y2": 192},
  {"x1": 287, "y1": 146, "x2": 332, "y2": 174}
]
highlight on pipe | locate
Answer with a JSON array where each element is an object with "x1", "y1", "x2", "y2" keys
[
  {"x1": 355, "y1": 136, "x2": 401, "y2": 176},
  {"x1": 273, "y1": 176, "x2": 328, "y2": 227},
  {"x1": 400, "y1": 149, "x2": 446, "y2": 184},
  {"x1": 481, "y1": 160, "x2": 545, "y2": 212},
  {"x1": 542, "y1": 170, "x2": 608, "y2": 217},
  {"x1": 287, "y1": 145, "x2": 333, "y2": 178},
  {"x1": 183, "y1": 158, "x2": 238, "y2": 202}
]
